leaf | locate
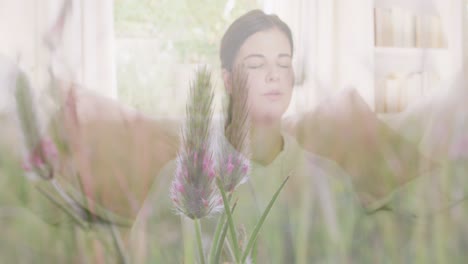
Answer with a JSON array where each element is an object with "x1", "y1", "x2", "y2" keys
[
  {"x1": 216, "y1": 178, "x2": 241, "y2": 263},
  {"x1": 15, "y1": 72, "x2": 41, "y2": 153},
  {"x1": 241, "y1": 176, "x2": 290, "y2": 263},
  {"x1": 211, "y1": 200, "x2": 238, "y2": 264}
]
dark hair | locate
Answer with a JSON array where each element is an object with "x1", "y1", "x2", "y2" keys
[{"x1": 220, "y1": 9, "x2": 294, "y2": 71}]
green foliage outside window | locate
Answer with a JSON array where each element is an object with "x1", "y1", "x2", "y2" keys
[{"x1": 115, "y1": 0, "x2": 263, "y2": 116}]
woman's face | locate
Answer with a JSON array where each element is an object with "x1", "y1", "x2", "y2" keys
[{"x1": 229, "y1": 28, "x2": 294, "y2": 124}]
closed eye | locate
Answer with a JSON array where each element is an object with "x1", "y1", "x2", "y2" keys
[
  {"x1": 246, "y1": 63, "x2": 265, "y2": 69},
  {"x1": 244, "y1": 57, "x2": 266, "y2": 69},
  {"x1": 277, "y1": 56, "x2": 292, "y2": 68}
]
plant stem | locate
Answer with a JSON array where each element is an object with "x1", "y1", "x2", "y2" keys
[
  {"x1": 241, "y1": 176, "x2": 290, "y2": 263},
  {"x1": 217, "y1": 179, "x2": 241, "y2": 263},
  {"x1": 209, "y1": 213, "x2": 226, "y2": 264},
  {"x1": 108, "y1": 222, "x2": 129, "y2": 264},
  {"x1": 195, "y1": 219, "x2": 206, "y2": 264},
  {"x1": 212, "y1": 200, "x2": 238, "y2": 264},
  {"x1": 183, "y1": 217, "x2": 195, "y2": 264}
]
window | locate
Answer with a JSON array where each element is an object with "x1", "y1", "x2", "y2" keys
[{"x1": 115, "y1": 0, "x2": 263, "y2": 118}]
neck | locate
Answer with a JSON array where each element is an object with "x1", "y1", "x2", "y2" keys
[{"x1": 250, "y1": 120, "x2": 284, "y2": 166}]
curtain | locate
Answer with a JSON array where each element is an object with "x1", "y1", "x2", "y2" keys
[
  {"x1": 264, "y1": 0, "x2": 373, "y2": 113},
  {"x1": 0, "y1": 0, "x2": 116, "y2": 99},
  {"x1": 264, "y1": 0, "x2": 340, "y2": 115}
]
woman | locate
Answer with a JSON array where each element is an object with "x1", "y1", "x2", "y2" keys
[
  {"x1": 217, "y1": 9, "x2": 360, "y2": 262},
  {"x1": 132, "y1": 10, "x2": 359, "y2": 263}
]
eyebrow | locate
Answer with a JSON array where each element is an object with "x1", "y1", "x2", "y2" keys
[{"x1": 242, "y1": 53, "x2": 292, "y2": 61}]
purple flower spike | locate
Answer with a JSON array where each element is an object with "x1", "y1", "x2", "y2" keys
[
  {"x1": 241, "y1": 162, "x2": 249, "y2": 175},
  {"x1": 175, "y1": 182, "x2": 185, "y2": 194},
  {"x1": 226, "y1": 154, "x2": 235, "y2": 174},
  {"x1": 22, "y1": 137, "x2": 59, "y2": 178},
  {"x1": 169, "y1": 67, "x2": 222, "y2": 220},
  {"x1": 170, "y1": 150, "x2": 222, "y2": 219},
  {"x1": 218, "y1": 150, "x2": 250, "y2": 194}
]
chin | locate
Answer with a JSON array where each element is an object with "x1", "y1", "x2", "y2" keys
[{"x1": 252, "y1": 110, "x2": 286, "y2": 124}]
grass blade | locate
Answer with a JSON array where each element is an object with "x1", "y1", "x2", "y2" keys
[
  {"x1": 241, "y1": 176, "x2": 290, "y2": 263},
  {"x1": 15, "y1": 72, "x2": 41, "y2": 153},
  {"x1": 209, "y1": 213, "x2": 226, "y2": 264},
  {"x1": 108, "y1": 220, "x2": 129, "y2": 264},
  {"x1": 195, "y1": 219, "x2": 206, "y2": 264},
  {"x1": 216, "y1": 178, "x2": 241, "y2": 263},
  {"x1": 35, "y1": 184, "x2": 87, "y2": 229},
  {"x1": 212, "y1": 200, "x2": 238, "y2": 264}
]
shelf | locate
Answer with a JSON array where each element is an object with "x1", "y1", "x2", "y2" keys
[{"x1": 374, "y1": 0, "x2": 438, "y2": 15}]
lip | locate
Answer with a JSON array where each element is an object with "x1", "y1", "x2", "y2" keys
[{"x1": 263, "y1": 91, "x2": 283, "y2": 100}]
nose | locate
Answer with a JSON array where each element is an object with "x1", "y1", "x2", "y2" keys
[{"x1": 266, "y1": 65, "x2": 280, "y2": 82}]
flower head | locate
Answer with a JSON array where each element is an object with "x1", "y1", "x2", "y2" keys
[
  {"x1": 219, "y1": 67, "x2": 251, "y2": 192},
  {"x1": 22, "y1": 137, "x2": 59, "y2": 177},
  {"x1": 170, "y1": 67, "x2": 222, "y2": 219},
  {"x1": 171, "y1": 148, "x2": 223, "y2": 219},
  {"x1": 15, "y1": 71, "x2": 59, "y2": 180},
  {"x1": 218, "y1": 149, "x2": 250, "y2": 193}
]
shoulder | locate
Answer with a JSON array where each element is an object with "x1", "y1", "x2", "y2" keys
[
  {"x1": 283, "y1": 133, "x2": 352, "y2": 184},
  {"x1": 283, "y1": 133, "x2": 358, "y2": 201}
]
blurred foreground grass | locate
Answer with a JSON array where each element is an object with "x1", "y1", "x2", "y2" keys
[{"x1": 1, "y1": 141, "x2": 468, "y2": 263}]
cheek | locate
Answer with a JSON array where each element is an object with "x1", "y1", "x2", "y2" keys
[
  {"x1": 244, "y1": 72, "x2": 265, "y2": 101},
  {"x1": 280, "y1": 70, "x2": 294, "y2": 97},
  {"x1": 283, "y1": 69, "x2": 295, "y2": 87},
  {"x1": 245, "y1": 71, "x2": 264, "y2": 90}
]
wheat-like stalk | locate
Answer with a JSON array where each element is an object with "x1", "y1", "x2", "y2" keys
[
  {"x1": 170, "y1": 67, "x2": 222, "y2": 219},
  {"x1": 219, "y1": 67, "x2": 251, "y2": 192}
]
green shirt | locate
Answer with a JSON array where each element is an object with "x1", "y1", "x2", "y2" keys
[{"x1": 131, "y1": 133, "x2": 360, "y2": 263}]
